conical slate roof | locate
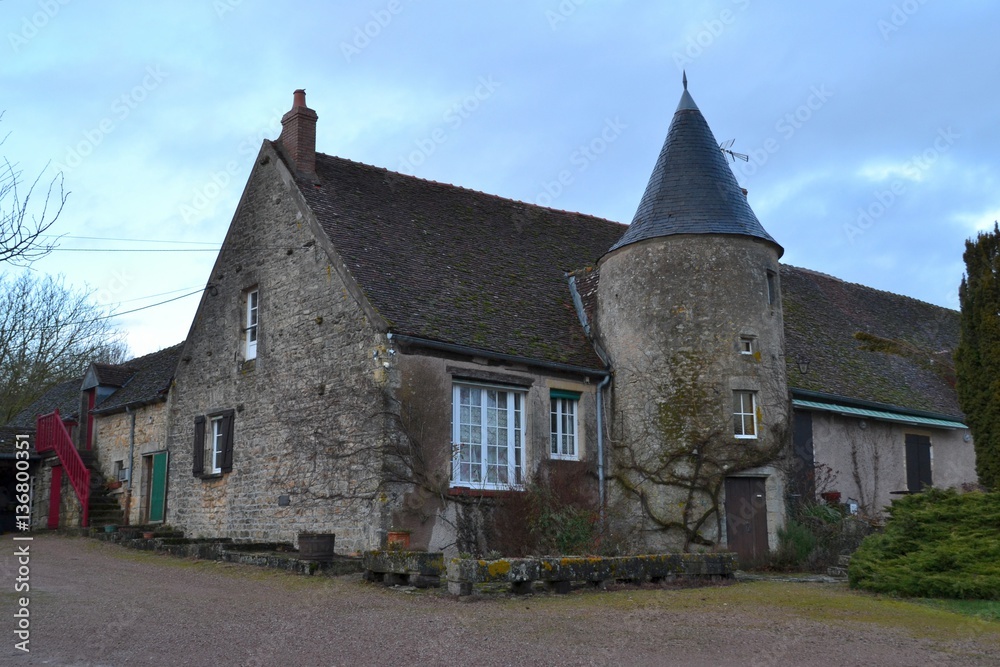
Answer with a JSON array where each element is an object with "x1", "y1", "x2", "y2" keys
[{"x1": 608, "y1": 77, "x2": 782, "y2": 255}]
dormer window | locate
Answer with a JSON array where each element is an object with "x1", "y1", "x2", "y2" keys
[{"x1": 245, "y1": 289, "x2": 259, "y2": 360}]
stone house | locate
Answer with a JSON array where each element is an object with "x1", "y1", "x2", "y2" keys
[
  {"x1": 8, "y1": 344, "x2": 182, "y2": 529},
  {"x1": 13, "y1": 81, "x2": 976, "y2": 561}
]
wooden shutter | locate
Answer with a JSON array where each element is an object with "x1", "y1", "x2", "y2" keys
[
  {"x1": 220, "y1": 411, "x2": 235, "y2": 473},
  {"x1": 905, "y1": 434, "x2": 932, "y2": 492},
  {"x1": 192, "y1": 416, "x2": 205, "y2": 476}
]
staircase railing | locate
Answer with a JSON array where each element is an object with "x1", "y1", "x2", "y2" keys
[{"x1": 36, "y1": 409, "x2": 90, "y2": 527}]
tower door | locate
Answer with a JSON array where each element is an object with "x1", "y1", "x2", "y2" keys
[{"x1": 725, "y1": 477, "x2": 769, "y2": 564}]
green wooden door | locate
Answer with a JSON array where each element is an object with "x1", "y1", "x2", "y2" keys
[{"x1": 148, "y1": 451, "x2": 168, "y2": 523}]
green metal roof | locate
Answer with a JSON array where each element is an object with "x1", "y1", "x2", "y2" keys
[{"x1": 792, "y1": 399, "x2": 967, "y2": 430}]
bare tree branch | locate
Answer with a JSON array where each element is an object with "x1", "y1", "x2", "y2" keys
[
  {"x1": 1, "y1": 111, "x2": 68, "y2": 266},
  {"x1": 0, "y1": 273, "x2": 129, "y2": 423}
]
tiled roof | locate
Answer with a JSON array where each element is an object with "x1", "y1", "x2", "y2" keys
[
  {"x1": 782, "y1": 266, "x2": 961, "y2": 417},
  {"x1": 92, "y1": 343, "x2": 183, "y2": 414},
  {"x1": 0, "y1": 426, "x2": 34, "y2": 456},
  {"x1": 91, "y1": 363, "x2": 137, "y2": 388},
  {"x1": 6, "y1": 378, "x2": 82, "y2": 430},
  {"x1": 291, "y1": 148, "x2": 625, "y2": 370},
  {"x1": 608, "y1": 84, "x2": 781, "y2": 255}
]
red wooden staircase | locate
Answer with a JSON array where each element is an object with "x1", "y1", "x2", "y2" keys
[{"x1": 36, "y1": 409, "x2": 91, "y2": 527}]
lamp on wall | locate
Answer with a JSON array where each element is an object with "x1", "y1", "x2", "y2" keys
[{"x1": 797, "y1": 358, "x2": 810, "y2": 374}]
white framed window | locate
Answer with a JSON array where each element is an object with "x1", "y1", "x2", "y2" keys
[
  {"x1": 550, "y1": 390, "x2": 580, "y2": 460},
  {"x1": 452, "y1": 384, "x2": 524, "y2": 489},
  {"x1": 208, "y1": 416, "x2": 225, "y2": 474},
  {"x1": 733, "y1": 391, "x2": 758, "y2": 439},
  {"x1": 739, "y1": 336, "x2": 754, "y2": 355},
  {"x1": 245, "y1": 289, "x2": 259, "y2": 360}
]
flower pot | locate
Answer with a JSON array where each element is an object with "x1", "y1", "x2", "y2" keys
[
  {"x1": 143, "y1": 531, "x2": 155, "y2": 540},
  {"x1": 104, "y1": 524, "x2": 117, "y2": 533},
  {"x1": 387, "y1": 531, "x2": 410, "y2": 549}
]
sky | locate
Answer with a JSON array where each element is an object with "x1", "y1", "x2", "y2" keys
[{"x1": 3, "y1": 1, "x2": 999, "y2": 358}]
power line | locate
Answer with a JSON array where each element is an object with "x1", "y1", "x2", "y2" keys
[
  {"x1": 106, "y1": 289, "x2": 205, "y2": 319},
  {"x1": 47, "y1": 247, "x2": 221, "y2": 253},
  {"x1": 112, "y1": 285, "x2": 204, "y2": 305},
  {"x1": 39, "y1": 234, "x2": 220, "y2": 245},
  {"x1": 42, "y1": 288, "x2": 206, "y2": 331}
]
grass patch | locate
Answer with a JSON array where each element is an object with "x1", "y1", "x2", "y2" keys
[
  {"x1": 849, "y1": 489, "x2": 1000, "y2": 599},
  {"x1": 916, "y1": 598, "x2": 1000, "y2": 623},
  {"x1": 534, "y1": 581, "x2": 1000, "y2": 643}
]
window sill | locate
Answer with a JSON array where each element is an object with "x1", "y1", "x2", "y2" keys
[
  {"x1": 448, "y1": 486, "x2": 523, "y2": 499},
  {"x1": 734, "y1": 435, "x2": 758, "y2": 441},
  {"x1": 549, "y1": 454, "x2": 580, "y2": 462},
  {"x1": 197, "y1": 472, "x2": 225, "y2": 480}
]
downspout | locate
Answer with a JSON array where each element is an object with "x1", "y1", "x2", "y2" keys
[
  {"x1": 596, "y1": 373, "x2": 611, "y2": 526},
  {"x1": 123, "y1": 406, "x2": 136, "y2": 526}
]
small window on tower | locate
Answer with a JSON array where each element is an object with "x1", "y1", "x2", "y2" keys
[
  {"x1": 739, "y1": 337, "x2": 754, "y2": 355},
  {"x1": 766, "y1": 270, "x2": 777, "y2": 305}
]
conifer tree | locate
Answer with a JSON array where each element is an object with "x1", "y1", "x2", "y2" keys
[{"x1": 955, "y1": 222, "x2": 1000, "y2": 490}]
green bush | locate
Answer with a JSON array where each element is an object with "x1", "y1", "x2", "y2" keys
[
  {"x1": 849, "y1": 488, "x2": 1000, "y2": 600},
  {"x1": 776, "y1": 519, "x2": 817, "y2": 564}
]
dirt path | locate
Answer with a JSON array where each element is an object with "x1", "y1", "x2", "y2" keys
[{"x1": 2, "y1": 534, "x2": 997, "y2": 666}]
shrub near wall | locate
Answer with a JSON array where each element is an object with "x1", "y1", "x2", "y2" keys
[{"x1": 849, "y1": 489, "x2": 1000, "y2": 600}]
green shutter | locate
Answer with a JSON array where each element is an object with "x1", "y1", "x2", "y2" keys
[{"x1": 549, "y1": 389, "x2": 582, "y2": 400}]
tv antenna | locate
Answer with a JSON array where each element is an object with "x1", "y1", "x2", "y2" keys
[{"x1": 719, "y1": 138, "x2": 749, "y2": 162}]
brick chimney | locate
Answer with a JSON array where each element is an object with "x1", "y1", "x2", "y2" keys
[{"x1": 279, "y1": 89, "x2": 318, "y2": 176}]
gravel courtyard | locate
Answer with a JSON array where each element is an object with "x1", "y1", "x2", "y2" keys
[{"x1": 2, "y1": 534, "x2": 997, "y2": 666}]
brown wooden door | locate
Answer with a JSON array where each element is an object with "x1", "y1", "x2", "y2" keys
[{"x1": 725, "y1": 477, "x2": 769, "y2": 564}]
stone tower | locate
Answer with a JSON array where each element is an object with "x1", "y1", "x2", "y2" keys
[{"x1": 595, "y1": 77, "x2": 789, "y2": 554}]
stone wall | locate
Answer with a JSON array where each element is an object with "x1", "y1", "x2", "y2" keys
[
  {"x1": 165, "y1": 143, "x2": 393, "y2": 553},
  {"x1": 595, "y1": 234, "x2": 790, "y2": 552},
  {"x1": 809, "y1": 411, "x2": 977, "y2": 517},
  {"x1": 31, "y1": 459, "x2": 82, "y2": 529},
  {"x1": 92, "y1": 402, "x2": 168, "y2": 524}
]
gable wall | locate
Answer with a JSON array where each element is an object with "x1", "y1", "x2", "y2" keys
[{"x1": 165, "y1": 146, "x2": 393, "y2": 552}]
